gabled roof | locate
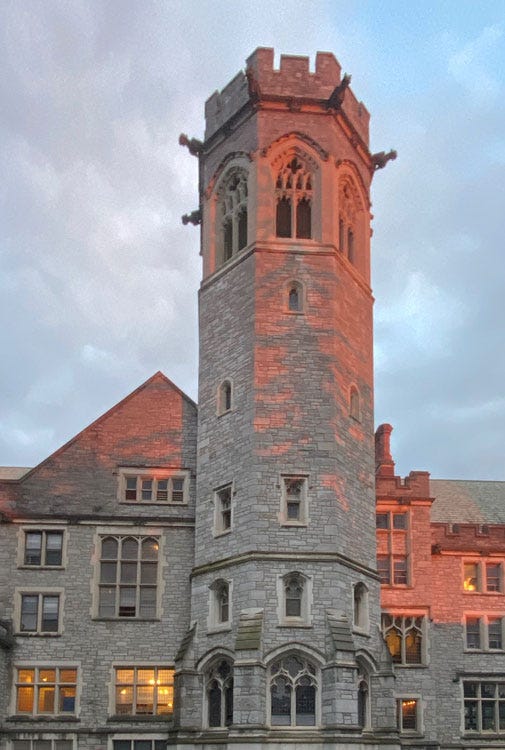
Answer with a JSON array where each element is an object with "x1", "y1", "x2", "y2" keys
[{"x1": 431, "y1": 479, "x2": 505, "y2": 524}]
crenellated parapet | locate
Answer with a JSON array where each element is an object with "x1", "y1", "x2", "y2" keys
[{"x1": 205, "y1": 47, "x2": 370, "y2": 145}]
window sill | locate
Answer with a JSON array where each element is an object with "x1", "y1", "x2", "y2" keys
[
  {"x1": 277, "y1": 621, "x2": 313, "y2": 629},
  {"x1": 213, "y1": 529, "x2": 232, "y2": 538},
  {"x1": 352, "y1": 627, "x2": 370, "y2": 637},
  {"x1": 93, "y1": 617, "x2": 161, "y2": 622},
  {"x1": 15, "y1": 632, "x2": 62, "y2": 638},
  {"x1": 17, "y1": 565, "x2": 65, "y2": 571},
  {"x1": 7, "y1": 716, "x2": 79, "y2": 723},
  {"x1": 393, "y1": 663, "x2": 427, "y2": 668},
  {"x1": 464, "y1": 648, "x2": 505, "y2": 653},
  {"x1": 217, "y1": 409, "x2": 232, "y2": 418},
  {"x1": 119, "y1": 501, "x2": 188, "y2": 507},
  {"x1": 107, "y1": 715, "x2": 173, "y2": 723},
  {"x1": 284, "y1": 310, "x2": 305, "y2": 316},
  {"x1": 207, "y1": 624, "x2": 232, "y2": 634},
  {"x1": 280, "y1": 521, "x2": 308, "y2": 528}
]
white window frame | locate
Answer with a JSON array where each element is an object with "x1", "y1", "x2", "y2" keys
[
  {"x1": 111, "y1": 665, "x2": 175, "y2": 717},
  {"x1": 277, "y1": 571, "x2": 313, "y2": 627},
  {"x1": 463, "y1": 559, "x2": 504, "y2": 593},
  {"x1": 17, "y1": 526, "x2": 66, "y2": 569},
  {"x1": 11, "y1": 663, "x2": 80, "y2": 717},
  {"x1": 279, "y1": 474, "x2": 309, "y2": 526},
  {"x1": 464, "y1": 614, "x2": 505, "y2": 651},
  {"x1": 396, "y1": 695, "x2": 423, "y2": 734},
  {"x1": 118, "y1": 468, "x2": 189, "y2": 505},
  {"x1": 94, "y1": 532, "x2": 161, "y2": 620},
  {"x1": 213, "y1": 484, "x2": 233, "y2": 536},
  {"x1": 14, "y1": 588, "x2": 64, "y2": 636},
  {"x1": 208, "y1": 578, "x2": 232, "y2": 632}
]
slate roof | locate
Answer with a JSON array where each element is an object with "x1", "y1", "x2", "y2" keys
[
  {"x1": 0, "y1": 467, "x2": 31, "y2": 480},
  {"x1": 431, "y1": 479, "x2": 505, "y2": 524}
]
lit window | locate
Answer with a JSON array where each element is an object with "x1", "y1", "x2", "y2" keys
[
  {"x1": 463, "y1": 561, "x2": 503, "y2": 593},
  {"x1": 120, "y1": 471, "x2": 188, "y2": 504},
  {"x1": 269, "y1": 654, "x2": 318, "y2": 726},
  {"x1": 465, "y1": 615, "x2": 504, "y2": 651},
  {"x1": 382, "y1": 614, "x2": 425, "y2": 665},
  {"x1": 97, "y1": 535, "x2": 159, "y2": 619},
  {"x1": 219, "y1": 170, "x2": 248, "y2": 265},
  {"x1": 19, "y1": 593, "x2": 60, "y2": 634},
  {"x1": 114, "y1": 666, "x2": 174, "y2": 716},
  {"x1": 464, "y1": 681, "x2": 505, "y2": 733},
  {"x1": 280, "y1": 475, "x2": 308, "y2": 525},
  {"x1": 397, "y1": 698, "x2": 420, "y2": 732},
  {"x1": 209, "y1": 579, "x2": 231, "y2": 629},
  {"x1": 14, "y1": 667, "x2": 77, "y2": 716},
  {"x1": 206, "y1": 659, "x2": 233, "y2": 728},
  {"x1": 275, "y1": 156, "x2": 313, "y2": 239},
  {"x1": 353, "y1": 583, "x2": 369, "y2": 632},
  {"x1": 217, "y1": 380, "x2": 232, "y2": 415},
  {"x1": 376, "y1": 511, "x2": 409, "y2": 586},
  {"x1": 23, "y1": 530, "x2": 63, "y2": 567}
]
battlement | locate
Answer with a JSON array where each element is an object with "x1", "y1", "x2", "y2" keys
[{"x1": 205, "y1": 47, "x2": 370, "y2": 143}]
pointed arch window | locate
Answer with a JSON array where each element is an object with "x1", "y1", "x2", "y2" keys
[
  {"x1": 217, "y1": 379, "x2": 232, "y2": 415},
  {"x1": 219, "y1": 170, "x2": 248, "y2": 266},
  {"x1": 382, "y1": 614, "x2": 425, "y2": 665},
  {"x1": 287, "y1": 281, "x2": 304, "y2": 313},
  {"x1": 206, "y1": 659, "x2": 233, "y2": 728},
  {"x1": 209, "y1": 578, "x2": 231, "y2": 629},
  {"x1": 357, "y1": 672, "x2": 371, "y2": 729},
  {"x1": 279, "y1": 571, "x2": 312, "y2": 624},
  {"x1": 353, "y1": 582, "x2": 369, "y2": 632},
  {"x1": 269, "y1": 654, "x2": 318, "y2": 726},
  {"x1": 339, "y1": 179, "x2": 359, "y2": 264},
  {"x1": 275, "y1": 157, "x2": 313, "y2": 239},
  {"x1": 350, "y1": 386, "x2": 361, "y2": 421}
]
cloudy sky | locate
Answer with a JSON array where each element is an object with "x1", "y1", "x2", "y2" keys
[{"x1": 1, "y1": 0, "x2": 504, "y2": 480}]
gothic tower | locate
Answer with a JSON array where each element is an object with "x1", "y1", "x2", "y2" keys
[{"x1": 176, "y1": 48, "x2": 398, "y2": 748}]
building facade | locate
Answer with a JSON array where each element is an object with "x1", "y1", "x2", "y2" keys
[{"x1": 1, "y1": 48, "x2": 505, "y2": 750}]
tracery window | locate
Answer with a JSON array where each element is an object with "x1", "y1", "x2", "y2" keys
[
  {"x1": 339, "y1": 179, "x2": 358, "y2": 264},
  {"x1": 206, "y1": 659, "x2": 233, "y2": 728},
  {"x1": 382, "y1": 614, "x2": 425, "y2": 665},
  {"x1": 269, "y1": 654, "x2": 318, "y2": 726},
  {"x1": 219, "y1": 170, "x2": 248, "y2": 264},
  {"x1": 275, "y1": 157, "x2": 312, "y2": 239}
]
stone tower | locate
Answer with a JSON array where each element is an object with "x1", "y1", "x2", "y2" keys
[{"x1": 176, "y1": 48, "x2": 398, "y2": 747}]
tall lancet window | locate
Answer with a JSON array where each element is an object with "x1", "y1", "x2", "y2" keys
[
  {"x1": 338, "y1": 178, "x2": 360, "y2": 264},
  {"x1": 206, "y1": 659, "x2": 233, "y2": 728},
  {"x1": 219, "y1": 170, "x2": 248, "y2": 265},
  {"x1": 275, "y1": 157, "x2": 313, "y2": 239}
]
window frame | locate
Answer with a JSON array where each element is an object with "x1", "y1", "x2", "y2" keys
[
  {"x1": 277, "y1": 572, "x2": 313, "y2": 627},
  {"x1": 204, "y1": 658, "x2": 234, "y2": 729},
  {"x1": 267, "y1": 651, "x2": 320, "y2": 728},
  {"x1": 279, "y1": 474, "x2": 309, "y2": 527},
  {"x1": 12, "y1": 664, "x2": 79, "y2": 717},
  {"x1": 382, "y1": 613, "x2": 427, "y2": 666},
  {"x1": 95, "y1": 533, "x2": 161, "y2": 620},
  {"x1": 285, "y1": 280, "x2": 305, "y2": 315},
  {"x1": 19, "y1": 527, "x2": 66, "y2": 569},
  {"x1": 112, "y1": 665, "x2": 175, "y2": 717},
  {"x1": 463, "y1": 560, "x2": 504, "y2": 594},
  {"x1": 464, "y1": 614, "x2": 505, "y2": 652},
  {"x1": 217, "y1": 379, "x2": 233, "y2": 416},
  {"x1": 109, "y1": 737, "x2": 168, "y2": 750},
  {"x1": 208, "y1": 579, "x2": 232, "y2": 633},
  {"x1": 376, "y1": 510, "x2": 410, "y2": 586},
  {"x1": 10, "y1": 736, "x2": 77, "y2": 750},
  {"x1": 463, "y1": 680, "x2": 505, "y2": 734},
  {"x1": 396, "y1": 696, "x2": 422, "y2": 734},
  {"x1": 213, "y1": 484, "x2": 233, "y2": 537},
  {"x1": 274, "y1": 155, "x2": 314, "y2": 241},
  {"x1": 217, "y1": 168, "x2": 249, "y2": 267},
  {"x1": 353, "y1": 582, "x2": 370, "y2": 633},
  {"x1": 118, "y1": 468, "x2": 189, "y2": 505},
  {"x1": 15, "y1": 589, "x2": 63, "y2": 636}
]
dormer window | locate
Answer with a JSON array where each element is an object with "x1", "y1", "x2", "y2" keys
[
  {"x1": 219, "y1": 170, "x2": 248, "y2": 265},
  {"x1": 275, "y1": 157, "x2": 312, "y2": 239}
]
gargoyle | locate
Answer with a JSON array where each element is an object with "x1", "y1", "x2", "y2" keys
[
  {"x1": 371, "y1": 149, "x2": 397, "y2": 170},
  {"x1": 181, "y1": 209, "x2": 202, "y2": 226},
  {"x1": 179, "y1": 133, "x2": 203, "y2": 156},
  {"x1": 326, "y1": 73, "x2": 351, "y2": 109}
]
